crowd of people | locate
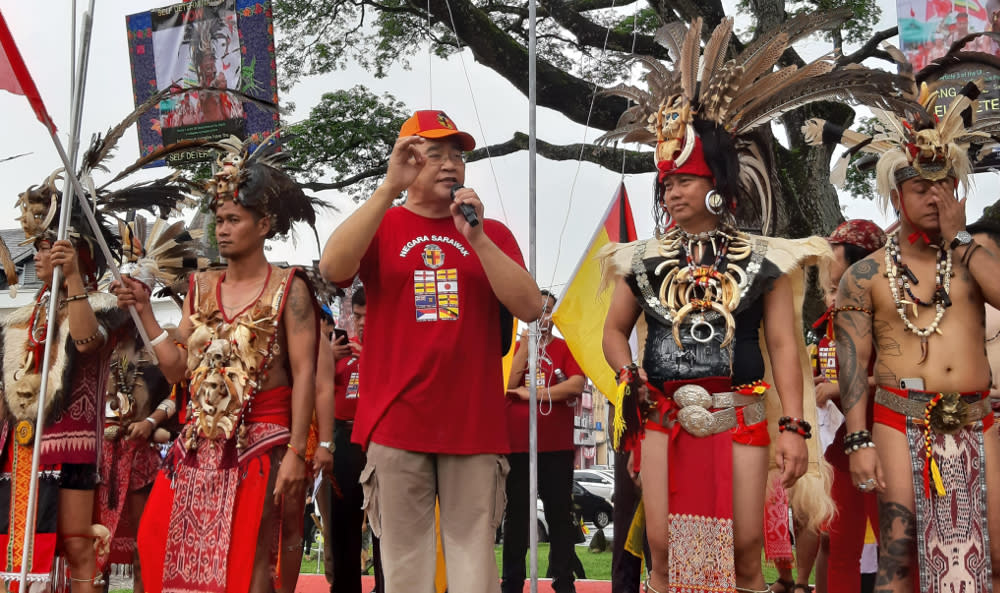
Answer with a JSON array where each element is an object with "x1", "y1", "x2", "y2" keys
[{"x1": 3, "y1": 12, "x2": 1000, "y2": 593}]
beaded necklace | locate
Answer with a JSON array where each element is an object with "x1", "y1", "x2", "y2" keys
[{"x1": 884, "y1": 232, "x2": 952, "y2": 364}]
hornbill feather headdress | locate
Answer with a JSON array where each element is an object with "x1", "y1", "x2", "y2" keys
[{"x1": 597, "y1": 10, "x2": 912, "y2": 235}]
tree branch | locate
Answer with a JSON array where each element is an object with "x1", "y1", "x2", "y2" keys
[
  {"x1": 468, "y1": 132, "x2": 652, "y2": 173},
  {"x1": 837, "y1": 26, "x2": 899, "y2": 66},
  {"x1": 426, "y1": 0, "x2": 627, "y2": 129},
  {"x1": 300, "y1": 167, "x2": 387, "y2": 192},
  {"x1": 298, "y1": 132, "x2": 653, "y2": 192},
  {"x1": 540, "y1": 0, "x2": 664, "y2": 57},
  {"x1": 569, "y1": 0, "x2": 643, "y2": 12}
]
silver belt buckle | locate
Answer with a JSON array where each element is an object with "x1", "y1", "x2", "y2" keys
[{"x1": 673, "y1": 384, "x2": 717, "y2": 437}]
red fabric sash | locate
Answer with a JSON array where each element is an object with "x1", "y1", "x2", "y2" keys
[
  {"x1": 644, "y1": 377, "x2": 737, "y2": 591},
  {"x1": 139, "y1": 443, "x2": 274, "y2": 593},
  {"x1": 244, "y1": 386, "x2": 292, "y2": 427}
]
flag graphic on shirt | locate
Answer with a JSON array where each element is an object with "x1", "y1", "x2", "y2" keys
[
  {"x1": 413, "y1": 268, "x2": 460, "y2": 321},
  {"x1": 436, "y1": 269, "x2": 459, "y2": 320},
  {"x1": 414, "y1": 270, "x2": 438, "y2": 321},
  {"x1": 346, "y1": 371, "x2": 360, "y2": 399}
]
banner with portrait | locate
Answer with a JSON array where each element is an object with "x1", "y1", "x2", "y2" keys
[
  {"x1": 897, "y1": 0, "x2": 1000, "y2": 169},
  {"x1": 126, "y1": 0, "x2": 279, "y2": 166}
]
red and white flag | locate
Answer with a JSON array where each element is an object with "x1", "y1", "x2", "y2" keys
[{"x1": 0, "y1": 10, "x2": 56, "y2": 133}]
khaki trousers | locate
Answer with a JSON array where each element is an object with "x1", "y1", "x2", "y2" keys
[{"x1": 362, "y1": 442, "x2": 509, "y2": 593}]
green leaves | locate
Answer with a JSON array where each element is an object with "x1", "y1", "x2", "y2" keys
[{"x1": 283, "y1": 86, "x2": 409, "y2": 202}]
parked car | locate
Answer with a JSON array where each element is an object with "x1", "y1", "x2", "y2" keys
[
  {"x1": 496, "y1": 498, "x2": 549, "y2": 544},
  {"x1": 574, "y1": 469, "x2": 614, "y2": 502},
  {"x1": 572, "y1": 480, "x2": 613, "y2": 528}
]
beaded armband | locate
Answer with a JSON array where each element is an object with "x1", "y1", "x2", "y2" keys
[{"x1": 843, "y1": 429, "x2": 875, "y2": 455}]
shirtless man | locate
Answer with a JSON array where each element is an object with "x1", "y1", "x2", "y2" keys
[
  {"x1": 834, "y1": 170, "x2": 1000, "y2": 591},
  {"x1": 115, "y1": 139, "x2": 320, "y2": 593}
]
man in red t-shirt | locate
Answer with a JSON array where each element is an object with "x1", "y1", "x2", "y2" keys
[
  {"x1": 502, "y1": 290, "x2": 585, "y2": 593},
  {"x1": 327, "y1": 286, "x2": 385, "y2": 593},
  {"x1": 319, "y1": 110, "x2": 542, "y2": 592}
]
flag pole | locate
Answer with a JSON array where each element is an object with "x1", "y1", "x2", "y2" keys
[
  {"x1": 527, "y1": 0, "x2": 539, "y2": 587},
  {"x1": 68, "y1": 1, "x2": 94, "y2": 166}
]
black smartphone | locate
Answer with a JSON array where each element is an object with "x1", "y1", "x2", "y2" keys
[{"x1": 333, "y1": 328, "x2": 349, "y2": 343}]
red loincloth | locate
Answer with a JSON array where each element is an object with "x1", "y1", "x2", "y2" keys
[
  {"x1": 646, "y1": 377, "x2": 737, "y2": 592},
  {"x1": 138, "y1": 386, "x2": 291, "y2": 593}
]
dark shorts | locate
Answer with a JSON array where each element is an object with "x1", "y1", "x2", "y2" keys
[{"x1": 59, "y1": 462, "x2": 98, "y2": 490}]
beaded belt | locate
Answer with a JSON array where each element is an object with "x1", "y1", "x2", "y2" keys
[
  {"x1": 648, "y1": 384, "x2": 766, "y2": 437},
  {"x1": 875, "y1": 387, "x2": 991, "y2": 434}
]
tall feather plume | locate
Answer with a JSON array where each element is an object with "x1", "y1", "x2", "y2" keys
[
  {"x1": 735, "y1": 8, "x2": 849, "y2": 67},
  {"x1": 699, "y1": 17, "x2": 733, "y2": 104},
  {"x1": 123, "y1": 214, "x2": 209, "y2": 300},
  {"x1": 702, "y1": 62, "x2": 744, "y2": 121},
  {"x1": 733, "y1": 69, "x2": 914, "y2": 133},
  {"x1": 679, "y1": 18, "x2": 702, "y2": 101},
  {"x1": 654, "y1": 20, "x2": 688, "y2": 62},
  {"x1": 80, "y1": 89, "x2": 170, "y2": 175},
  {"x1": 99, "y1": 139, "x2": 213, "y2": 189},
  {"x1": 731, "y1": 58, "x2": 835, "y2": 121},
  {"x1": 736, "y1": 33, "x2": 790, "y2": 91}
]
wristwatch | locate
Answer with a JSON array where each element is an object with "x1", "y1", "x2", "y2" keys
[
  {"x1": 318, "y1": 440, "x2": 334, "y2": 453},
  {"x1": 950, "y1": 230, "x2": 973, "y2": 250}
]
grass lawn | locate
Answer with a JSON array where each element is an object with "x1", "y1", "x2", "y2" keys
[{"x1": 110, "y1": 549, "x2": 797, "y2": 591}]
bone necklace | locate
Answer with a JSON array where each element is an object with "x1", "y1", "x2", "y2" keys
[
  {"x1": 885, "y1": 232, "x2": 952, "y2": 364},
  {"x1": 655, "y1": 224, "x2": 752, "y2": 348}
]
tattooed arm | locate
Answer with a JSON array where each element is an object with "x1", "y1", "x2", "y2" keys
[
  {"x1": 274, "y1": 275, "x2": 317, "y2": 498},
  {"x1": 835, "y1": 257, "x2": 877, "y2": 426},
  {"x1": 834, "y1": 256, "x2": 885, "y2": 491}
]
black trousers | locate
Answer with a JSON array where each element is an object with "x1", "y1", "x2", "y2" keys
[
  {"x1": 501, "y1": 450, "x2": 577, "y2": 593},
  {"x1": 611, "y1": 447, "x2": 644, "y2": 593},
  {"x1": 329, "y1": 420, "x2": 383, "y2": 593}
]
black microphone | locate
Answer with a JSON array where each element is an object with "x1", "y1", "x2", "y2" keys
[{"x1": 450, "y1": 184, "x2": 480, "y2": 227}]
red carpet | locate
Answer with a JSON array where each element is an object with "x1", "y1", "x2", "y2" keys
[{"x1": 294, "y1": 574, "x2": 613, "y2": 593}]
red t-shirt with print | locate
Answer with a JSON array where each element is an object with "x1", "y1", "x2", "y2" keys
[
  {"x1": 334, "y1": 341, "x2": 361, "y2": 421},
  {"x1": 505, "y1": 337, "x2": 585, "y2": 453},
  {"x1": 352, "y1": 207, "x2": 526, "y2": 454}
]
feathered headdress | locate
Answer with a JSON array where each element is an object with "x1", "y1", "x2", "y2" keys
[
  {"x1": 203, "y1": 134, "x2": 326, "y2": 249},
  {"x1": 119, "y1": 213, "x2": 209, "y2": 303},
  {"x1": 14, "y1": 169, "x2": 123, "y2": 287},
  {"x1": 597, "y1": 10, "x2": 912, "y2": 234},
  {"x1": 802, "y1": 38, "x2": 1000, "y2": 212}
]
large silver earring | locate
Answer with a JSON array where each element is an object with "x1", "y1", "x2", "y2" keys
[{"x1": 705, "y1": 189, "x2": 725, "y2": 215}]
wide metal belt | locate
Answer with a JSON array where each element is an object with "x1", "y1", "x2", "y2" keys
[
  {"x1": 875, "y1": 387, "x2": 991, "y2": 434},
  {"x1": 648, "y1": 385, "x2": 766, "y2": 438}
]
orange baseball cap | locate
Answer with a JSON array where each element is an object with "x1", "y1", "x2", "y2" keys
[{"x1": 398, "y1": 110, "x2": 476, "y2": 151}]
